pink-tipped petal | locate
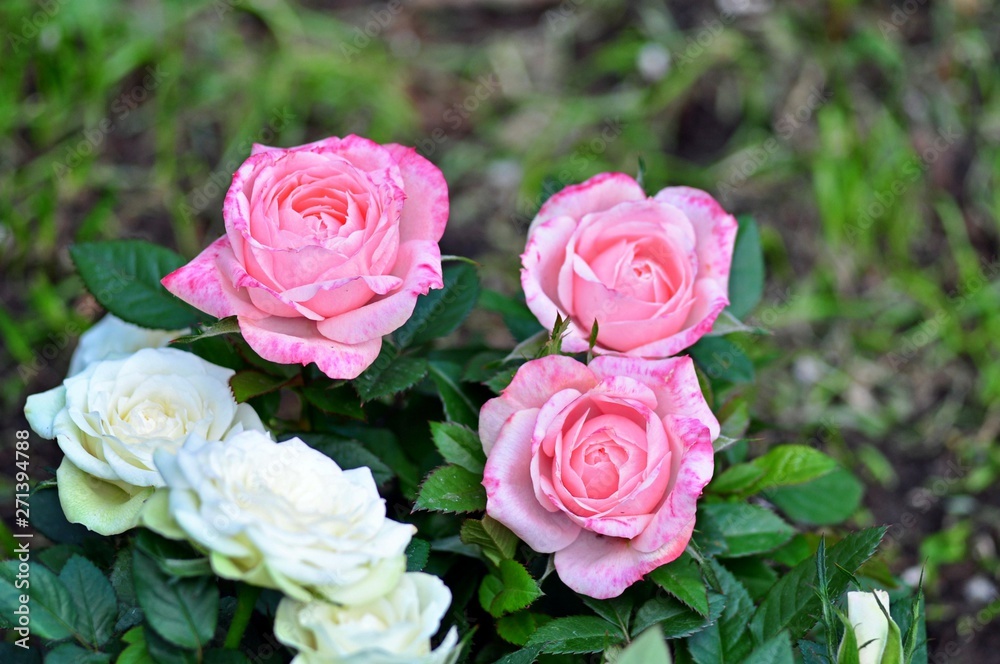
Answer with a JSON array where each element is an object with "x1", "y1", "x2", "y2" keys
[
  {"x1": 238, "y1": 316, "x2": 381, "y2": 380},
  {"x1": 654, "y1": 186, "x2": 738, "y2": 286},
  {"x1": 479, "y1": 397, "x2": 519, "y2": 455},
  {"x1": 384, "y1": 144, "x2": 449, "y2": 243},
  {"x1": 529, "y1": 173, "x2": 646, "y2": 233},
  {"x1": 315, "y1": 239, "x2": 442, "y2": 344},
  {"x1": 631, "y1": 418, "x2": 714, "y2": 553},
  {"x1": 483, "y1": 409, "x2": 582, "y2": 553},
  {"x1": 161, "y1": 237, "x2": 238, "y2": 319},
  {"x1": 499, "y1": 355, "x2": 597, "y2": 411},
  {"x1": 590, "y1": 356, "x2": 719, "y2": 440},
  {"x1": 520, "y1": 214, "x2": 578, "y2": 333},
  {"x1": 554, "y1": 527, "x2": 691, "y2": 599},
  {"x1": 623, "y1": 277, "x2": 729, "y2": 359}
]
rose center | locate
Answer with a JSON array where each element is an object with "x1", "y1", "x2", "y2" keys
[
  {"x1": 631, "y1": 260, "x2": 653, "y2": 281},
  {"x1": 578, "y1": 438, "x2": 624, "y2": 500}
]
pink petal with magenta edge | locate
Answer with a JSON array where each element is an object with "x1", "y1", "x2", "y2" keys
[
  {"x1": 238, "y1": 315, "x2": 382, "y2": 380},
  {"x1": 482, "y1": 408, "x2": 582, "y2": 553}
]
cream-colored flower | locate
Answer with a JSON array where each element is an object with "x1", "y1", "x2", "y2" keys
[
  {"x1": 274, "y1": 572, "x2": 459, "y2": 664},
  {"x1": 68, "y1": 314, "x2": 186, "y2": 375},
  {"x1": 146, "y1": 431, "x2": 414, "y2": 606},
  {"x1": 24, "y1": 347, "x2": 264, "y2": 535},
  {"x1": 842, "y1": 590, "x2": 903, "y2": 664}
]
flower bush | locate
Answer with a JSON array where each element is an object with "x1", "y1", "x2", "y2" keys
[{"x1": 12, "y1": 135, "x2": 926, "y2": 663}]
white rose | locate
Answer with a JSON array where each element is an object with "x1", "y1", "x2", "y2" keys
[
  {"x1": 146, "y1": 431, "x2": 415, "y2": 606},
  {"x1": 274, "y1": 572, "x2": 459, "y2": 664},
  {"x1": 24, "y1": 347, "x2": 264, "y2": 535},
  {"x1": 68, "y1": 314, "x2": 187, "y2": 375},
  {"x1": 842, "y1": 589, "x2": 903, "y2": 664}
]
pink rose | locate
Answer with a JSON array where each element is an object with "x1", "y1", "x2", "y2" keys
[
  {"x1": 521, "y1": 173, "x2": 738, "y2": 357},
  {"x1": 162, "y1": 135, "x2": 448, "y2": 379},
  {"x1": 479, "y1": 354, "x2": 717, "y2": 598}
]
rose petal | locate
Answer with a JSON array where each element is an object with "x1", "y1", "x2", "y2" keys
[
  {"x1": 238, "y1": 315, "x2": 382, "y2": 380},
  {"x1": 621, "y1": 276, "x2": 729, "y2": 359},
  {"x1": 553, "y1": 526, "x2": 691, "y2": 599},
  {"x1": 161, "y1": 237, "x2": 244, "y2": 319},
  {"x1": 483, "y1": 409, "x2": 581, "y2": 553},
  {"x1": 315, "y1": 239, "x2": 442, "y2": 344},
  {"x1": 631, "y1": 417, "x2": 714, "y2": 553},
  {"x1": 528, "y1": 172, "x2": 646, "y2": 234},
  {"x1": 654, "y1": 186, "x2": 739, "y2": 285},
  {"x1": 590, "y1": 356, "x2": 719, "y2": 440},
  {"x1": 384, "y1": 144, "x2": 449, "y2": 243}
]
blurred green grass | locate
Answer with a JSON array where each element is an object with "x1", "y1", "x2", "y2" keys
[{"x1": 2, "y1": 0, "x2": 998, "y2": 653}]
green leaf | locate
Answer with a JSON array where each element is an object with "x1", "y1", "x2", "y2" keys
[
  {"x1": 631, "y1": 593, "x2": 725, "y2": 639},
  {"x1": 743, "y1": 631, "x2": 794, "y2": 664},
  {"x1": 229, "y1": 371, "x2": 289, "y2": 403},
  {"x1": 353, "y1": 344, "x2": 429, "y2": 402},
  {"x1": 714, "y1": 446, "x2": 839, "y2": 498},
  {"x1": 581, "y1": 594, "x2": 634, "y2": 635},
  {"x1": 751, "y1": 445, "x2": 839, "y2": 492},
  {"x1": 617, "y1": 625, "x2": 673, "y2": 664},
  {"x1": 479, "y1": 559, "x2": 542, "y2": 617},
  {"x1": 460, "y1": 516, "x2": 518, "y2": 565},
  {"x1": 59, "y1": 556, "x2": 117, "y2": 647},
  {"x1": 70, "y1": 240, "x2": 203, "y2": 329},
  {"x1": 836, "y1": 609, "x2": 862, "y2": 664},
  {"x1": 134, "y1": 530, "x2": 212, "y2": 578},
  {"x1": 169, "y1": 316, "x2": 241, "y2": 345},
  {"x1": 301, "y1": 384, "x2": 365, "y2": 420},
  {"x1": 144, "y1": 624, "x2": 199, "y2": 664},
  {"x1": 696, "y1": 503, "x2": 795, "y2": 557},
  {"x1": 525, "y1": 615, "x2": 625, "y2": 654},
  {"x1": 431, "y1": 422, "x2": 486, "y2": 473},
  {"x1": 203, "y1": 651, "x2": 252, "y2": 663},
  {"x1": 497, "y1": 611, "x2": 553, "y2": 646},
  {"x1": 396, "y1": 262, "x2": 480, "y2": 347},
  {"x1": 899, "y1": 578, "x2": 926, "y2": 664},
  {"x1": 649, "y1": 551, "x2": 710, "y2": 616},
  {"x1": 43, "y1": 645, "x2": 110, "y2": 664},
  {"x1": 721, "y1": 557, "x2": 778, "y2": 600},
  {"x1": 324, "y1": 425, "x2": 419, "y2": 495},
  {"x1": 132, "y1": 548, "x2": 219, "y2": 650},
  {"x1": 117, "y1": 626, "x2": 153, "y2": 664},
  {"x1": 405, "y1": 539, "x2": 430, "y2": 572},
  {"x1": 0, "y1": 561, "x2": 77, "y2": 640},
  {"x1": 688, "y1": 563, "x2": 753, "y2": 663},
  {"x1": 798, "y1": 640, "x2": 829, "y2": 664},
  {"x1": 689, "y1": 337, "x2": 754, "y2": 384},
  {"x1": 479, "y1": 289, "x2": 543, "y2": 341},
  {"x1": 710, "y1": 464, "x2": 764, "y2": 495},
  {"x1": 494, "y1": 646, "x2": 543, "y2": 664},
  {"x1": 415, "y1": 464, "x2": 486, "y2": 513},
  {"x1": 767, "y1": 467, "x2": 864, "y2": 525},
  {"x1": 428, "y1": 360, "x2": 479, "y2": 427},
  {"x1": 29, "y1": 486, "x2": 95, "y2": 546},
  {"x1": 750, "y1": 527, "x2": 887, "y2": 643},
  {"x1": 294, "y1": 434, "x2": 395, "y2": 486},
  {"x1": 726, "y1": 215, "x2": 764, "y2": 319}
]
